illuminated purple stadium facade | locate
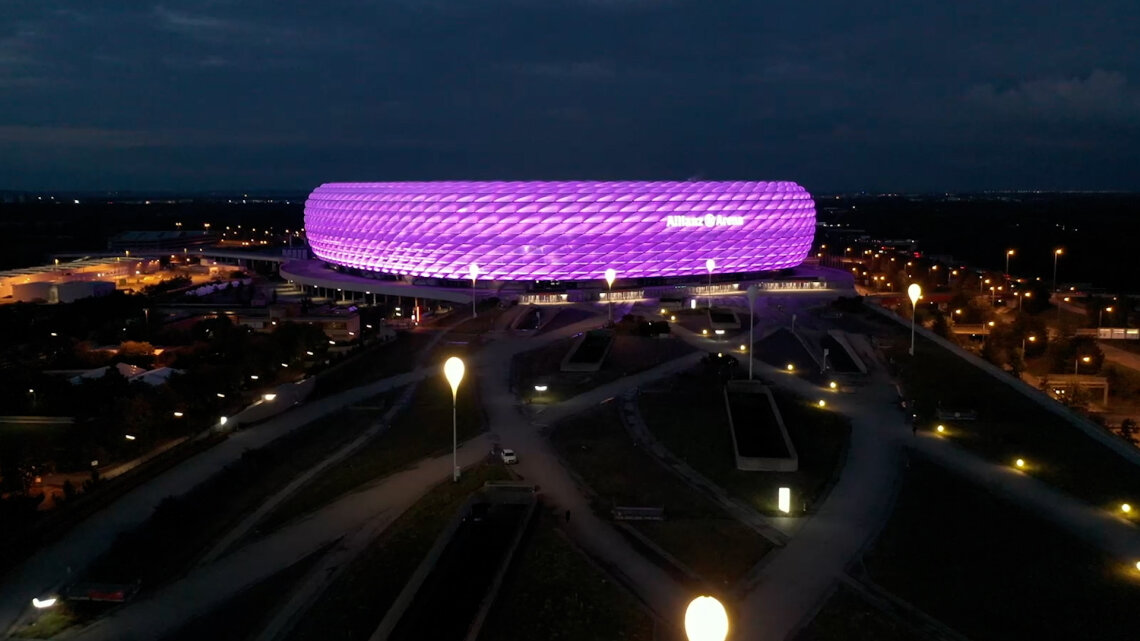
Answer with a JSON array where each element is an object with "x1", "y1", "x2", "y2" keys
[{"x1": 303, "y1": 181, "x2": 815, "y2": 283}]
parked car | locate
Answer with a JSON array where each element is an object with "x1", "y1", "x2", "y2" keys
[{"x1": 500, "y1": 448, "x2": 518, "y2": 464}]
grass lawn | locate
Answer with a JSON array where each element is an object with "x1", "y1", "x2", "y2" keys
[
  {"x1": 11, "y1": 604, "x2": 80, "y2": 639},
  {"x1": 795, "y1": 585, "x2": 923, "y2": 641},
  {"x1": 80, "y1": 392, "x2": 394, "y2": 588},
  {"x1": 864, "y1": 457, "x2": 1140, "y2": 641},
  {"x1": 283, "y1": 464, "x2": 512, "y2": 641},
  {"x1": 258, "y1": 373, "x2": 485, "y2": 532},
  {"x1": 638, "y1": 367, "x2": 850, "y2": 515},
  {"x1": 888, "y1": 331, "x2": 1140, "y2": 509},
  {"x1": 477, "y1": 511, "x2": 656, "y2": 641},
  {"x1": 551, "y1": 403, "x2": 771, "y2": 587},
  {"x1": 158, "y1": 545, "x2": 329, "y2": 641},
  {"x1": 755, "y1": 328, "x2": 818, "y2": 375},
  {"x1": 513, "y1": 334, "x2": 696, "y2": 404},
  {"x1": 311, "y1": 330, "x2": 437, "y2": 398}
]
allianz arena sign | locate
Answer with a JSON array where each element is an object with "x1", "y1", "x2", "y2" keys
[{"x1": 665, "y1": 214, "x2": 745, "y2": 228}]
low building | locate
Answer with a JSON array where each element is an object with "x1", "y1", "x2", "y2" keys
[{"x1": 12, "y1": 280, "x2": 116, "y2": 303}]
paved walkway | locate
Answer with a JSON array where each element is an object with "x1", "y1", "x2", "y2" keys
[
  {"x1": 667, "y1": 321, "x2": 912, "y2": 640},
  {"x1": 477, "y1": 346, "x2": 694, "y2": 627},
  {"x1": 68, "y1": 435, "x2": 493, "y2": 641},
  {"x1": 1100, "y1": 341, "x2": 1140, "y2": 374},
  {"x1": 0, "y1": 314, "x2": 602, "y2": 636},
  {"x1": 0, "y1": 365, "x2": 433, "y2": 635}
]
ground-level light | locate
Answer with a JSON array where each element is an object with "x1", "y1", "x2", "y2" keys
[
  {"x1": 786, "y1": 363, "x2": 795, "y2": 372},
  {"x1": 124, "y1": 434, "x2": 136, "y2": 441},
  {"x1": 1122, "y1": 503, "x2": 1132, "y2": 514},
  {"x1": 778, "y1": 487, "x2": 791, "y2": 514},
  {"x1": 739, "y1": 344, "x2": 747, "y2": 352},
  {"x1": 1015, "y1": 458, "x2": 1026, "y2": 469},
  {"x1": 534, "y1": 385, "x2": 548, "y2": 392},
  {"x1": 173, "y1": 411, "x2": 184, "y2": 418},
  {"x1": 817, "y1": 399, "x2": 826, "y2": 408},
  {"x1": 31, "y1": 597, "x2": 57, "y2": 609},
  {"x1": 263, "y1": 393, "x2": 277, "y2": 401},
  {"x1": 220, "y1": 416, "x2": 228, "y2": 426},
  {"x1": 829, "y1": 381, "x2": 838, "y2": 390},
  {"x1": 936, "y1": 424, "x2": 945, "y2": 434}
]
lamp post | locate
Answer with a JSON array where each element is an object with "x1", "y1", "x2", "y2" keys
[
  {"x1": 468, "y1": 263, "x2": 479, "y2": 319},
  {"x1": 908, "y1": 283, "x2": 922, "y2": 356},
  {"x1": 1099, "y1": 306, "x2": 1114, "y2": 328},
  {"x1": 747, "y1": 284, "x2": 758, "y2": 380},
  {"x1": 604, "y1": 268, "x2": 616, "y2": 324},
  {"x1": 1074, "y1": 354, "x2": 1091, "y2": 377},
  {"x1": 685, "y1": 596, "x2": 729, "y2": 641},
  {"x1": 1022, "y1": 334, "x2": 1036, "y2": 357},
  {"x1": 705, "y1": 259, "x2": 715, "y2": 310},
  {"x1": 1052, "y1": 248, "x2": 1063, "y2": 292},
  {"x1": 444, "y1": 357, "x2": 465, "y2": 482},
  {"x1": 1005, "y1": 249, "x2": 1015, "y2": 275}
]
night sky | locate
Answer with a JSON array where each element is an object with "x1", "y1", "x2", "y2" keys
[{"x1": 3, "y1": 1, "x2": 1138, "y2": 193}]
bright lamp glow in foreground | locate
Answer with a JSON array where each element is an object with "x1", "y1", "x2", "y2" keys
[
  {"x1": 936, "y1": 424, "x2": 945, "y2": 433},
  {"x1": 32, "y1": 597, "x2": 56, "y2": 609},
  {"x1": 685, "y1": 596, "x2": 729, "y2": 641},
  {"x1": 778, "y1": 487, "x2": 791, "y2": 514},
  {"x1": 1015, "y1": 458, "x2": 1026, "y2": 469},
  {"x1": 304, "y1": 181, "x2": 815, "y2": 280},
  {"x1": 444, "y1": 357, "x2": 465, "y2": 400},
  {"x1": 1122, "y1": 503, "x2": 1132, "y2": 514}
]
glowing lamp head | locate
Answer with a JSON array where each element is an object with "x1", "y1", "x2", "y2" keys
[
  {"x1": 1015, "y1": 458, "x2": 1025, "y2": 469},
  {"x1": 907, "y1": 283, "x2": 921, "y2": 306},
  {"x1": 1122, "y1": 503, "x2": 1132, "y2": 514},
  {"x1": 31, "y1": 597, "x2": 57, "y2": 609},
  {"x1": 1055, "y1": 248, "x2": 1063, "y2": 255},
  {"x1": 685, "y1": 595, "x2": 729, "y2": 641},
  {"x1": 936, "y1": 424, "x2": 945, "y2": 433},
  {"x1": 786, "y1": 363, "x2": 795, "y2": 372},
  {"x1": 705, "y1": 258, "x2": 716, "y2": 273},
  {"x1": 444, "y1": 356, "x2": 465, "y2": 401},
  {"x1": 468, "y1": 263, "x2": 479, "y2": 280},
  {"x1": 817, "y1": 399, "x2": 826, "y2": 408},
  {"x1": 829, "y1": 381, "x2": 838, "y2": 390},
  {"x1": 604, "y1": 268, "x2": 616, "y2": 287}
]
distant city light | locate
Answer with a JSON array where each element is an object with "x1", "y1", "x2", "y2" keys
[{"x1": 124, "y1": 434, "x2": 136, "y2": 441}]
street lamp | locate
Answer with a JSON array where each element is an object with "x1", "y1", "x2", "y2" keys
[
  {"x1": 746, "y1": 284, "x2": 758, "y2": 380},
  {"x1": 1052, "y1": 248, "x2": 1063, "y2": 292},
  {"x1": 705, "y1": 259, "x2": 715, "y2": 310},
  {"x1": 1022, "y1": 334, "x2": 1037, "y2": 358},
  {"x1": 908, "y1": 283, "x2": 922, "y2": 356},
  {"x1": 685, "y1": 595, "x2": 729, "y2": 641},
  {"x1": 468, "y1": 263, "x2": 479, "y2": 319},
  {"x1": 604, "y1": 268, "x2": 617, "y2": 324},
  {"x1": 1099, "y1": 306, "x2": 1114, "y2": 328},
  {"x1": 444, "y1": 356, "x2": 465, "y2": 482},
  {"x1": 1074, "y1": 354, "x2": 1091, "y2": 377},
  {"x1": 1005, "y1": 249, "x2": 1015, "y2": 275}
]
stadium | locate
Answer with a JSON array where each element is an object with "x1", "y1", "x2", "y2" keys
[{"x1": 281, "y1": 180, "x2": 836, "y2": 307}]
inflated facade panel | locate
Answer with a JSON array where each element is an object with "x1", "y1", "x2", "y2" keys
[{"x1": 304, "y1": 181, "x2": 815, "y2": 281}]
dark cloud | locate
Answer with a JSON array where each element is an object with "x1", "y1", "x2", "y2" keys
[{"x1": 0, "y1": 0, "x2": 1138, "y2": 191}]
